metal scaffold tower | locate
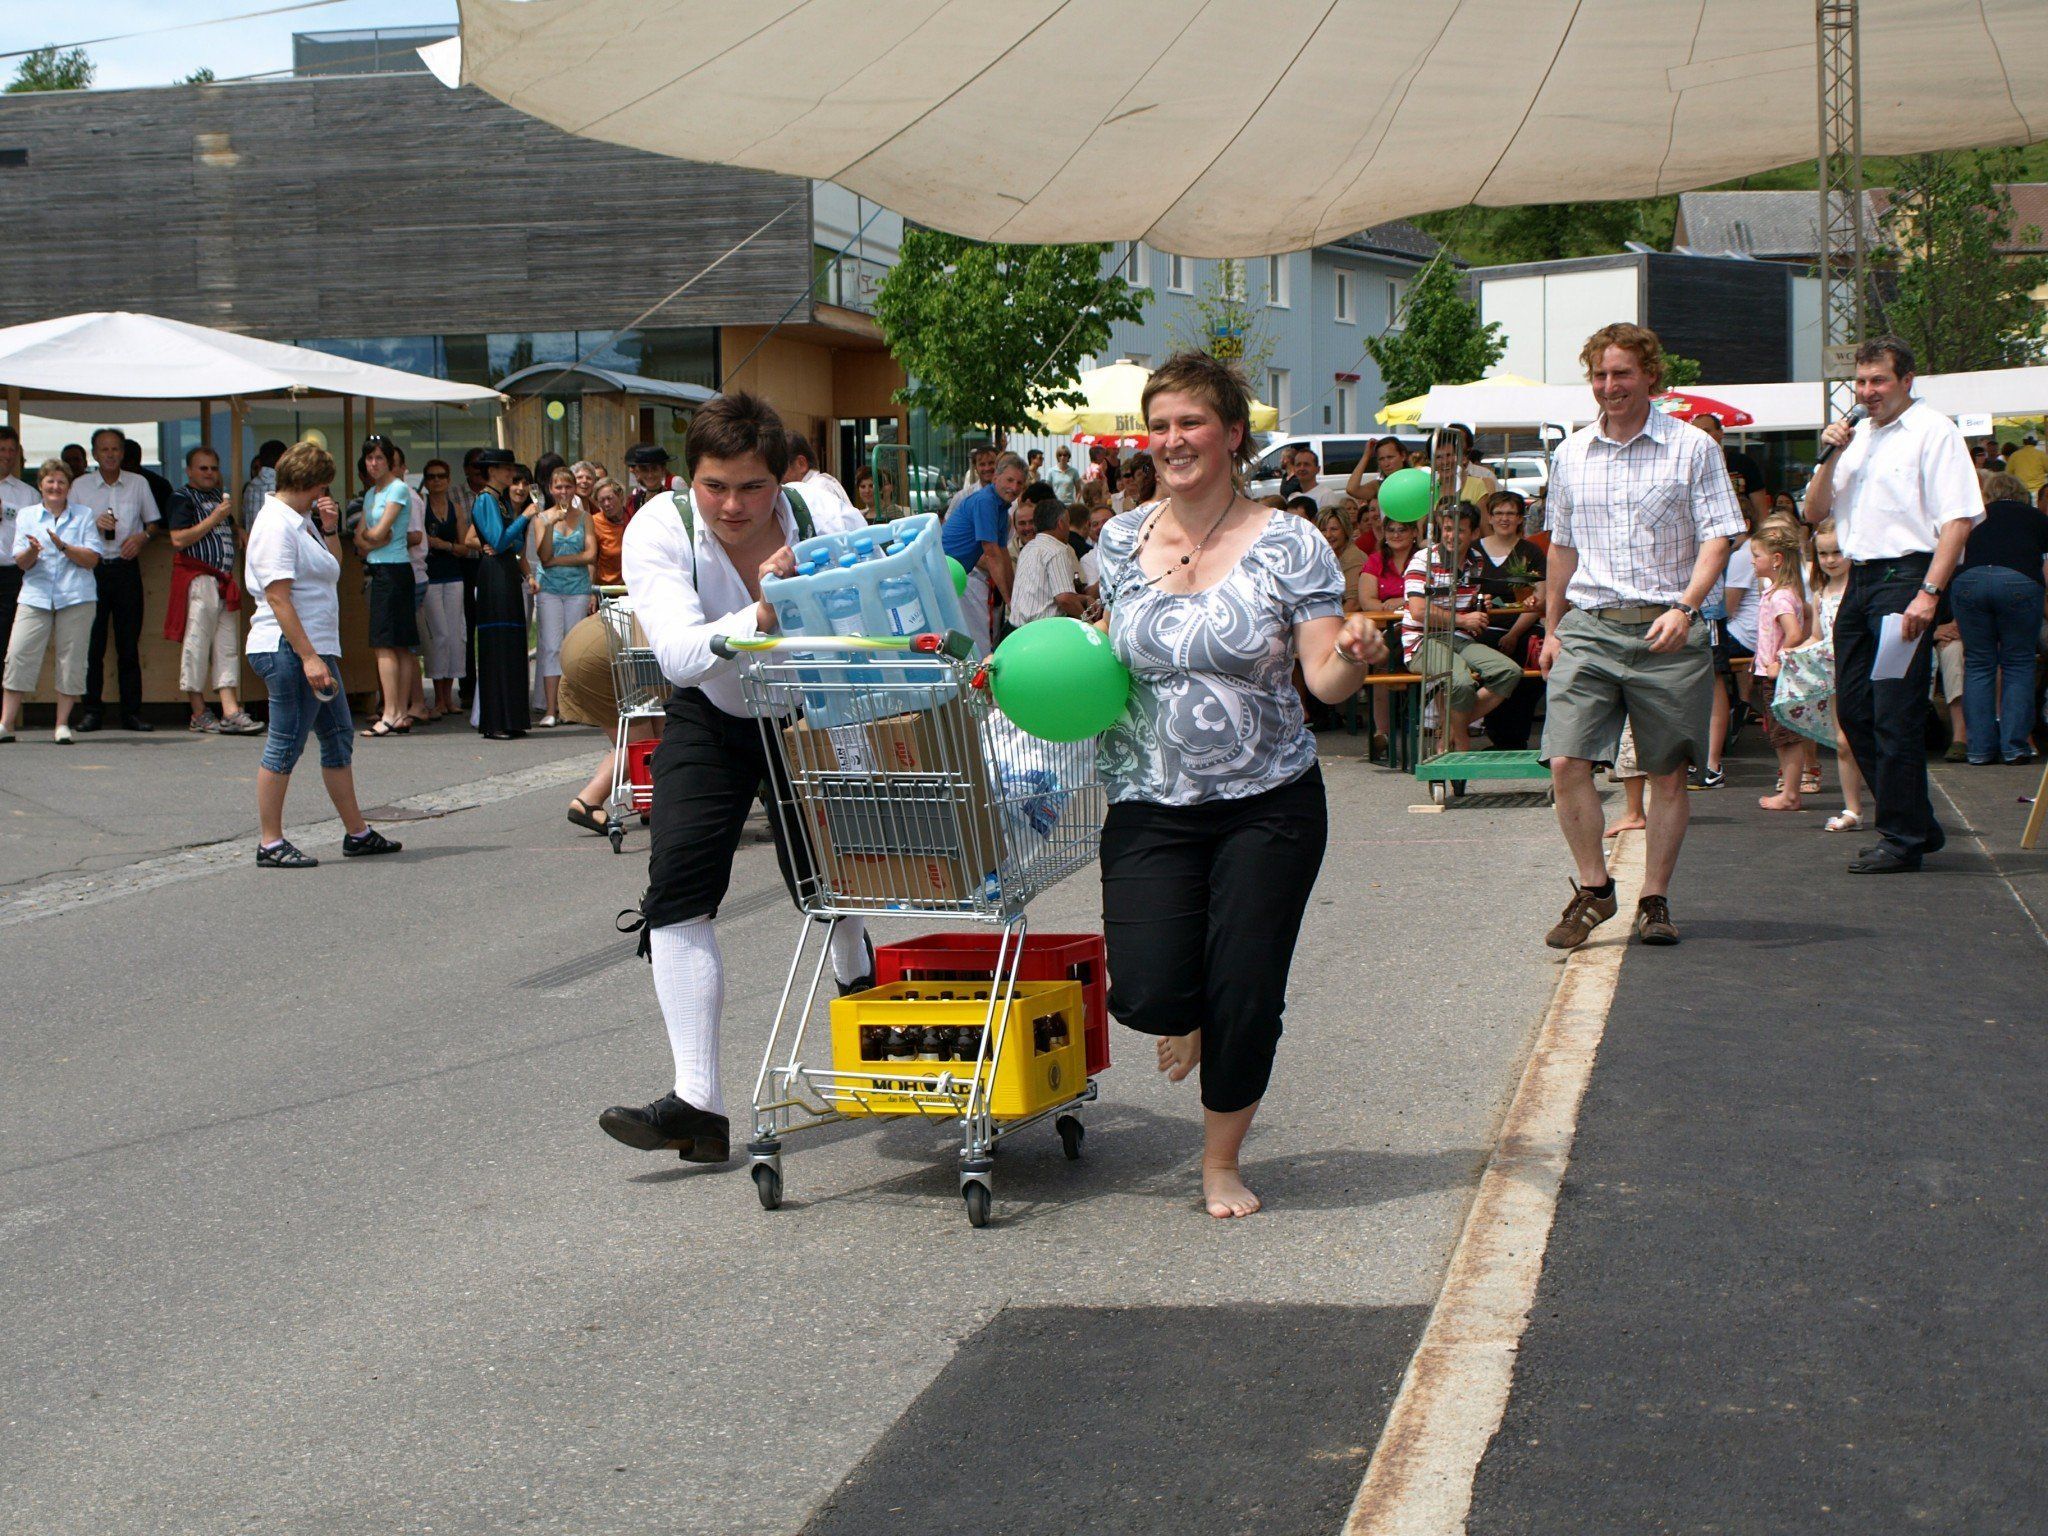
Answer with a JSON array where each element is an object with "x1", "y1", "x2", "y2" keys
[{"x1": 1816, "y1": 0, "x2": 1867, "y2": 425}]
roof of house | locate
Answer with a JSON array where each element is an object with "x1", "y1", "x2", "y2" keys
[
  {"x1": 1324, "y1": 219, "x2": 1445, "y2": 265},
  {"x1": 1676, "y1": 185, "x2": 2048, "y2": 258}
]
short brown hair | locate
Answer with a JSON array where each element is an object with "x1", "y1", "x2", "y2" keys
[
  {"x1": 1855, "y1": 336, "x2": 1915, "y2": 377},
  {"x1": 686, "y1": 391, "x2": 788, "y2": 478},
  {"x1": 37, "y1": 457, "x2": 72, "y2": 485},
  {"x1": 1140, "y1": 350, "x2": 1255, "y2": 466},
  {"x1": 1578, "y1": 323, "x2": 1665, "y2": 389},
  {"x1": 274, "y1": 441, "x2": 336, "y2": 493}
]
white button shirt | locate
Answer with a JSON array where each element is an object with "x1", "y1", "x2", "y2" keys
[
  {"x1": 0, "y1": 473, "x2": 35, "y2": 561},
  {"x1": 1828, "y1": 399, "x2": 1985, "y2": 561},
  {"x1": 1009, "y1": 530, "x2": 1083, "y2": 623},
  {"x1": 622, "y1": 487, "x2": 866, "y2": 717},
  {"x1": 70, "y1": 470, "x2": 160, "y2": 555},
  {"x1": 245, "y1": 495, "x2": 343, "y2": 657},
  {"x1": 794, "y1": 469, "x2": 858, "y2": 525},
  {"x1": 1547, "y1": 408, "x2": 1746, "y2": 609}
]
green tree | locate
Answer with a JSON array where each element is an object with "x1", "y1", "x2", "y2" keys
[
  {"x1": 1364, "y1": 260, "x2": 1504, "y2": 403},
  {"x1": 6, "y1": 46, "x2": 95, "y2": 93},
  {"x1": 180, "y1": 68, "x2": 217, "y2": 86},
  {"x1": 873, "y1": 231, "x2": 1148, "y2": 435},
  {"x1": 1414, "y1": 199, "x2": 1675, "y2": 267},
  {"x1": 1166, "y1": 259, "x2": 1278, "y2": 379},
  {"x1": 1662, "y1": 353, "x2": 1703, "y2": 387},
  {"x1": 1875, "y1": 150, "x2": 2048, "y2": 373}
]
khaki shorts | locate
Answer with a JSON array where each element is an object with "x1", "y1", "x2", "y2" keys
[
  {"x1": 4, "y1": 601, "x2": 95, "y2": 695},
  {"x1": 1541, "y1": 607, "x2": 1714, "y2": 776},
  {"x1": 1412, "y1": 633, "x2": 1522, "y2": 715}
]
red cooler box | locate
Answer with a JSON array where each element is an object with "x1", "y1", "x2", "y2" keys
[{"x1": 875, "y1": 932, "x2": 1109, "y2": 1077}]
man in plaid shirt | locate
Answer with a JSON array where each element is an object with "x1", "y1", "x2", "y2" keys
[{"x1": 1538, "y1": 323, "x2": 1744, "y2": 949}]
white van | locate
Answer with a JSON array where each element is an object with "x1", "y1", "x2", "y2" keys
[{"x1": 1245, "y1": 434, "x2": 1425, "y2": 501}]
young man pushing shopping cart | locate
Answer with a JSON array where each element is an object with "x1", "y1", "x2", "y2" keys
[{"x1": 599, "y1": 394, "x2": 875, "y2": 1164}]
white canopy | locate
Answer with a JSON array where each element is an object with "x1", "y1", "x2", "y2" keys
[
  {"x1": 448, "y1": 0, "x2": 2048, "y2": 257},
  {"x1": 0, "y1": 312, "x2": 501, "y2": 408},
  {"x1": 1422, "y1": 368, "x2": 2048, "y2": 434}
]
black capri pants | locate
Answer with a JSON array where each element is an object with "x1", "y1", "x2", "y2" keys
[
  {"x1": 638, "y1": 688, "x2": 816, "y2": 935},
  {"x1": 1099, "y1": 765, "x2": 1328, "y2": 1114}
]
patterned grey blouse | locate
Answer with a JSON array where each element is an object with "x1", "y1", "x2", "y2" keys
[{"x1": 1097, "y1": 504, "x2": 1344, "y2": 806}]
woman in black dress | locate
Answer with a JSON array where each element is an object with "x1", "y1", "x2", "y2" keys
[{"x1": 467, "y1": 447, "x2": 533, "y2": 739}]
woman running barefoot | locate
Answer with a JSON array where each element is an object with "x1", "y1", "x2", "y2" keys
[{"x1": 1094, "y1": 352, "x2": 1386, "y2": 1218}]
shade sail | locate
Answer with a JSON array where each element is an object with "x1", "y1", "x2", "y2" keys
[
  {"x1": 0, "y1": 313, "x2": 501, "y2": 406},
  {"x1": 451, "y1": 0, "x2": 2048, "y2": 257}
]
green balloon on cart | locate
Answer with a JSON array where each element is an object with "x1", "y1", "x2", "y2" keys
[
  {"x1": 986, "y1": 618, "x2": 1131, "y2": 742},
  {"x1": 1378, "y1": 466, "x2": 1434, "y2": 523},
  {"x1": 946, "y1": 555, "x2": 970, "y2": 595}
]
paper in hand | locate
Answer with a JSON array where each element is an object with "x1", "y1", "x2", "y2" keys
[{"x1": 1871, "y1": 612, "x2": 1917, "y2": 681}]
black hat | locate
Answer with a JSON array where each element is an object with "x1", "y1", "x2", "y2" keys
[
  {"x1": 475, "y1": 447, "x2": 515, "y2": 468},
  {"x1": 624, "y1": 443, "x2": 670, "y2": 466}
]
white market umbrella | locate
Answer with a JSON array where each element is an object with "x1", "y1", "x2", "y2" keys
[
  {"x1": 448, "y1": 0, "x2": 2048, "y2": 257},
  {"x1": 1033, "y1": 360, "x2": 1280, "y2": 440}
]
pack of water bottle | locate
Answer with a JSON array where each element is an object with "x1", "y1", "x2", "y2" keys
[{"x1": 760, "y1": 514, "x2": 967, "y2": 725}]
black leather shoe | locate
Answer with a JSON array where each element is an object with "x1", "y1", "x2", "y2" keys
[
  {"x1": 121, "y1": 715, "x2": 155, "y2": 732},
  {"x1": 75, "y1": 711, "x2": 103, "y2": 733},
  {"x1": 836, "y1": 928, "x2": 877, "y2": 996},
  {"x1": 1849, "y1": 846, "x2": 1922, "y2": 874},
  {"x1": 598, "y1": 1092, "x2": 730, "y2": 1163}
]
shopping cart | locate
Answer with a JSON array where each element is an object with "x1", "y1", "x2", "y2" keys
[
  {"x1": 595, "y1": 585, "x2": 669, "y2": 855},
  {"x1": 709, "y1": 630, "x2": 1107, "y2": 1227}
]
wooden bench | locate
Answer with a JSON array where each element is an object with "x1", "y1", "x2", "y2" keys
[{"x1": 1343, "y1": 668, "x2": 1544, "y2": 772}]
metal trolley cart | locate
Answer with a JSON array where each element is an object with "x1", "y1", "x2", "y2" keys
[
  {"x1": 595, "y1": 585, "x2": 669, "y2": 854},
  {"x1": 1412, "y1": 427, "x2": 1553, "y2": 806},
  {"x1": 710, "y1": 631, "x2": 1106, "y2": 1227}
]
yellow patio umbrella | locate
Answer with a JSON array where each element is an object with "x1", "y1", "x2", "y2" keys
[
  {"x1": 1376, "y1": 373, "x2": 1545, "y2": 427},
  {"x1": 1035, "y1": 360, "x2": 1279, "y2": 442}
]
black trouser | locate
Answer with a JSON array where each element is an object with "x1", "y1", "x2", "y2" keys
[
  {"x1": 0, "y1": 564, "x2": 19, "y2": 665},
  {"x1": 638, "y1": 688, "x2": 815, "y2": 935},
  {"x1": 1481, "y1": 626, "x2": 1541, "y2": 749},
  {"x1": 1099, "y1": 766, "x2": 1328, "y2": 1114},
  {"x1": 1834, "y1": 554, "x2": 1943, "y2": 858},
  {"x1": 83, "y1": 557, "x2": 145, "y2": 716}
]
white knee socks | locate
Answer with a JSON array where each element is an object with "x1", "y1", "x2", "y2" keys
[
  {"x1": 828, "y1": 917, "x2": 872, "y2": 986},
  {"x1": 649, "y1": 918, "x2": 725, "y2": 1117}
]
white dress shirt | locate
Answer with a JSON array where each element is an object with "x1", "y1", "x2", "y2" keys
[
  {"x1": 70, "y1": 470, "x2": 160, "y2": 556},
  {"x1": 793, "y1": 468, "x2": 858, "y2": 524},
  {"x1": 1547, "y1": 408, "x2": 1746, "y2": 609},
  {"x1": 245, "y1": 495, "x2": 343, "y2": 657},
  {"x1": 1828, "y1": 399, "x2": 1985, "y2": 562},
  {"x1": 622, "y1": 487, "x2": 866, "y2": 717},
  {"x1": 0, "y1": 473, "x2": 35, "y2": 561},
  {"x1": 1009, "y1": 531, "x2": 1084, "y2": 624}
]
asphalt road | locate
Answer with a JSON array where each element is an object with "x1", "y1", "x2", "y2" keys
[{"x1": 1, "y1": 723, "x2": 1572, "y2": 1535}]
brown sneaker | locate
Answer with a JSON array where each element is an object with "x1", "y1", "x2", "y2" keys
[
  {"x1": 1545, "y1": 881, "x2": 1618, "y2": 950},
  {"x1": 1634, "y1": 894, "x2": 1680, "y2": 945}
]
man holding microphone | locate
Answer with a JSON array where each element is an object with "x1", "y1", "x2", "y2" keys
[{"x1": 1803, "y1": 339, "x2": 1983, "y2": 873}]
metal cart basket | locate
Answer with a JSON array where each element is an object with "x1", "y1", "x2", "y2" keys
[
  {"x1": 712, "y1": 632, "x2": 1106, "y2": 1227},
  {"x1": 596, "y1": 586, "x2": 668, "y2": 853}
]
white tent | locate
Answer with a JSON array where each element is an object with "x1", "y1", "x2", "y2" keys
[
  {"x1": 1421, "y1": 368, "x2": 2048, "y2": 434},
  {"x1": 0, "y1": 312, "x2": 500, "y2": 411},
  {"x1": 446, "y1": 0, "x2": 2048, "y2": 257}
]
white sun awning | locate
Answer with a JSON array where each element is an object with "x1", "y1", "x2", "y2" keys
[{"x1": 448, "y1": 0, "x2": 2048, "y2": 257}]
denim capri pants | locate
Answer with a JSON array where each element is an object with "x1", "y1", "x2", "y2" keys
[{"x1": 248, "y1": 641, "x2": 355, "y2": 773}]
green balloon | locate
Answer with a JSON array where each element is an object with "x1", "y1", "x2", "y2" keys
[
  {"x1": 946, "y1": 555, "x2": 970, "y2": 595},
  {"x1": 987, "y1": 618, "x2": 1131, "y2": 742},
  {"x1": 1379, "y1": 466, "x2": 1434, "y2": 523}
]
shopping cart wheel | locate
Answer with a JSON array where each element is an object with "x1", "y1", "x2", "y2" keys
[
  {"x1": 752, "y1": 1164, "x2": 783, "y2": 1211},
  {"x1": 1056, "y1": 1115, "x2": 1084, "y2": 1161},
  {"x1": 1428, "y1": 780, "x2": 1448, "y2": 806},
  {"x1": 963, "y1": 1182, "x2": 992, "y2": 1228},
  {"x1": 1452, "y1": 779, "x2": 1468, "y2": 798},
  {"x1": 608, "y1": 822, "x2": 625, "y2": 855}
]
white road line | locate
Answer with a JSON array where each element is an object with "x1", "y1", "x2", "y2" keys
[
  {"x1": 1342, "y1": 830, "x2": 1642, "y2": 1536},
  {"x1": 0, "y1": 755, "x2": 600, "y2": 930},
  {"x1": 1931, "y1": 774, "x2": 2048, "y2": 952}
]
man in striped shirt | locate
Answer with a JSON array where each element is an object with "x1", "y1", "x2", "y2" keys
[
  {"x1": 1401, "y1": 501, "x2": 1520, "y2": 751},
  {"x1": 166, "y1": 447, "x2": 261, "y2": 734},
  {"x1": 1538, "y1": 323, "x2": 1743, "y2": 950}
]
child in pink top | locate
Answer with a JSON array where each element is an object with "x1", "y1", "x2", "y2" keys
[{"x1": 1751, "y1": 523, "x2": 1810, "y2": 811}]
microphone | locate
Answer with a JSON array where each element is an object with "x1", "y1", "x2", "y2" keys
[{"x1": 1818, "y1": 405, "x2": 1867, "y2": 464}]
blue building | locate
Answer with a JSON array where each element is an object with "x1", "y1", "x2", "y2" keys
[{"x1": 1089, "y1": 222, "x2": 1445, "y2": 437}]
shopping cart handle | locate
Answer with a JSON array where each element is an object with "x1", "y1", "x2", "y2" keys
[
  {"x1": 710, "y1": 635, "x2": 737, "y2": 659},
  {"x1": 709, "y1": 631, "x2": 976, "y2": 658}
]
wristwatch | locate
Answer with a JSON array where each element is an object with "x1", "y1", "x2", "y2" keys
[
  {"x1": 1918, "y1": 580, "x2": 1943, "y2": 598},
  {"x1": 1674, "y1": 601, "x2": 1702, "y2": 622}
]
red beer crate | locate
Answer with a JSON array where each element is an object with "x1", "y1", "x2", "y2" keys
[{"x1": 874, "y1": 932, "x2": 1109, "y2": 1077}]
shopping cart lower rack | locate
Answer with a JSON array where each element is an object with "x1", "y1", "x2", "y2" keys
[
  {"x1": 710, "y1": 631, "x2": 1107, "y2": 1228},
  {"x1": 596, "y1": 586, "x2": 667, "y2": 854}
]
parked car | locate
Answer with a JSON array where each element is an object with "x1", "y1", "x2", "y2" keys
[
  {"x1": 1245, "y1": 434, "x2": 1426, "y2": 500},
  {"x1": 1484, "y1": 454, "x2": 1549, "y2": 498}
]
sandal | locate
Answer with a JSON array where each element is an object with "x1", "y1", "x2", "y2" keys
[
  {"x1": 1824, "y1": 810, "x2": 1862, "y2": 833},
  {"x1": 1800, "y1": 771, "x2": 1822, "y2": 794},
  {"x1": 567, "y1": 796, "x2": 611, "y2": 834},
  {"x1": 256, "y1": 838, "x2": 319, "y2": 869},
  {"x1": 361, "y1": 719, "x2": 399, "y2": 738}
]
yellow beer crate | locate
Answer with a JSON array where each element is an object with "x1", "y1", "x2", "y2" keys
[{"x1": 828, "y1": 981, "x2": 1087, "y2": 1119}]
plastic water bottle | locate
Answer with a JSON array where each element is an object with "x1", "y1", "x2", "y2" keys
[
  {"x1": 852, "y1": 534, "x2": 879, "y2": 563},
  {"x1": 822, "y1": 556, "x2": 865, "y2": 636},
  {"x1": 879, "y1": 569, "x2": 926, "y2": 636}
]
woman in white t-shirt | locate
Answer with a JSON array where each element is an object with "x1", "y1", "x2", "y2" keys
[{"x1": 244, "y1": 442, "x2": 401, "y2": 870}]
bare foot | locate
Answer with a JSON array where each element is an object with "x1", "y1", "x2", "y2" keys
[
  {"x1": 1202, "y1": 1162, "x2": 1262, "y2": 1218},
  {"x1": 1604, "y1": 815, "x2": 1646, "y2": 839},
  {"x1": 1156, "y1": 1031, "x2": 1201, "y2": 1083},
  {"x1": 1758, "y1": 792, "x2": 1803, "y2": 812}
]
